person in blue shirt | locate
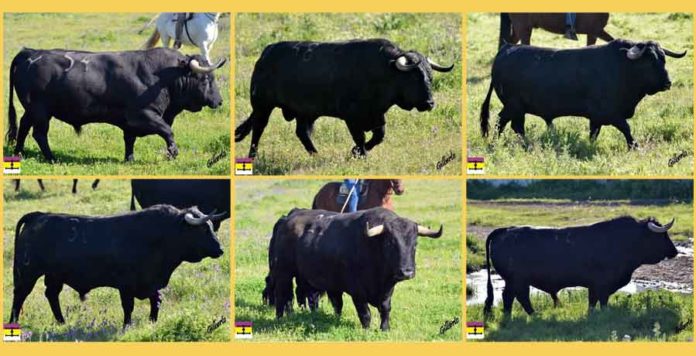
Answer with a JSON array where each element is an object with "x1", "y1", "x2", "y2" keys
[
  {"x1": 343, "y1": 179, "x2": 360, "y2": 213},
  {"x1": 565, "y1": 13, "x2": 578, "y2": 41}
]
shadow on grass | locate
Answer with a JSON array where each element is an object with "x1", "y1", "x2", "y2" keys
[
  {"x1": 4, "y1": 146, "x2": 122, "y2": 166},
  {"x1": 23, "y1": 322, "x2": 122, "y2": 342},
  {"x1": 470, "y1": 290, "x2": 693, "y2": 341},
  {"x1": 235, "y1": 298, "x2": 358, "y2": 337}
]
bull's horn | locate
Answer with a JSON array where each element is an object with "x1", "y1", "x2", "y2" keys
[
  {"x1": 395, "y1": 56, "x2": 418, "y2": 72},
  {"x1": 647, "y1": 218, "x2": 675, "y2": 233},
  {"x1": 427, "y1": 58, "x2": 454, "y2": 72},
  {"x1": 210, "y1": 210, "x2": 228, "y2": 221},
  {"x1": 626, "y1": 45, "x2": 647, "y2": 60},
  {"x1": 417, "y1": 224, "x2": 443, "y2": 238},
  {"x1": 185, "y1": 211, "x2": 210, "y2": 226},
  {"x1": 365, "y1": 223, "x2": 385, "y2": 237},
  {"x1": 189, "y1": 58, "x2": 225, "y2": 74},
  {"x1": 663, "y1": 48, "x2": 687, "y2": 58}
]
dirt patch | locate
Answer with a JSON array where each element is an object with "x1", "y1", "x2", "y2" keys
[{"x1": 467, "y1": 225, "x2": 494, "y2": 240}]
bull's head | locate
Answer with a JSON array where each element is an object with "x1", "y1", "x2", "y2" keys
[
  {"x1": 391, "y1": 51, "x2": 454, "y2": 112},
  {"x1": 180, "y1": 206, "x2": 226, "y2": 262},
  {"x1": 640, "y1": 217, "x2": 678, "y2": 264},
  {"x1": 622, "y1": 41, "x2": 686, "y2": 95},
  {"x1": 176, "y1": 55, "x2": 226, "y2": 112},
  {"x1": 365, "y1": 218, "x2": 442, "y2": 281}
]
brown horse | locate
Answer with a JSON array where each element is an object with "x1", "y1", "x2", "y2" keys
[
  {"x1": 499, "y1": 13, "x2": 614, "y2": 48},
  {"x1": 312, "y1": 179, "x2": 405, "y2": 212}
]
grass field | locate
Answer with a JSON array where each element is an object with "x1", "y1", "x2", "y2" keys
[
  {"x1": 466, "y1": 199, "x2": 693, "y2": 341},
  {"x1": 2, "y1": 13, "x2": 230, "y2": 175},
  {"x1": 235, "y1": 14, "x2": 462, "y2": 175},
  {"x1": 466, "y1": 13, "x2": 693, "y2": 175},
  {"x1": 234, "y1": 179, "x2": 462, "y2": 341},
  {"x1": 2, "y1": 179, "x2": 230, "y2": 341}
]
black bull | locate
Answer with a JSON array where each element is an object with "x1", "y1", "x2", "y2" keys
[
  {"x1": 480, "y1": 39, "x2": 687, "y2": 148},
  {"x1": 130, "y1": 179, "x2": 230, "y2": 231},
  {"x1": 7, "y1": 47, "x2": 226, "y2": 162},
  {"x1": 9, "y1": 205, "x2": 226, "y2": 327},
  {"x1": 267, "y1": 207, "x2": 443, "y2": 330},
  {"x1": 483, "y1": 216, "x2": 678, "y2": 316},
  {"x1": 235, "y1": 38, "x2": 455, "y2": 158}
]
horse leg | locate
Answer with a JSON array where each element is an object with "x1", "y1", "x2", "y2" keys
[
  {"x1": 161, "y1": 34, "x2": 171, "y2": 48},
  {"x1": 201, "y1": 42, "x2": 212, "y2": 64},
  {"x1": 518, "y1": 27, "x2": 532, "y2": 45}
]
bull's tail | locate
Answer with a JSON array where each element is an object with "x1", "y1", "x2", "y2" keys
[
  {"x1": 499, "y1": 13, "x2": 512, "y2": 50},
  {"x1": 6, "y1": 53, "x2": 19, "y2": 143},
  {"x1": 234, "y1": 116, "x2": 254, "y2": 142},
  {"x1": 483, "y1": 228, "x2": 505, "y2": 314},
  {"x1": 13, "y1": 212, "x2": 44, "y2": 270},
  {"x1": 480, "y1": 77, "x2": 495, "y2": 137},
  {"x1": 143, "y1": 28, "x2": 161, "y2": 50}
]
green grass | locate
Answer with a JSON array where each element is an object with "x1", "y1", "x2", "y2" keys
[
  {"x1": 234, "y1": 179, "x2": 461, "y2": 341},
  {"x1": 235, "y1": 14, "x2": 461, "y2": 175},
  {"x1": 467, "y1": 289, "x2": 693, "y2": 341},
  {"x1": 3, "y1": 13, "x2": 230, "y2": 175},
  {"x1": 466, "y1": 199, "x2": 693, "y2": 341},
  {"x1": 466, "y1": 13, "x2": 693, "y2": 175},
  {"x1": 2, "y1": 179, "x2": 230, "y2": 341}
]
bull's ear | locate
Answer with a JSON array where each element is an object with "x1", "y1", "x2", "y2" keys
[{"x1": 179, "y1": 58, "x2": 190, "y2": 68}]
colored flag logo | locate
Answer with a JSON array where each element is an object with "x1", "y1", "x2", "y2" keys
[
  {"x1": 235, "y1": 321, "x2": 253, "y2": 339},
  {"x1": 466, "y1": 321, "x2": 485, "y2": 339},
  {"x1": 3, "y1": 323, "x2": 22, "y2": 342},
  {"x1": 467, "y1": 156, "x2": 484, "y2": 175},
  {"x1": 235, "y1": 158, "x2": 253, "y2": 176},
  {"x1": 3, "y1": 156, "x2": 21, "y2": 174}
]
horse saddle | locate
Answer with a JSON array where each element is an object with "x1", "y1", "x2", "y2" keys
[{"x1": 336, "y1": 181, "x2": 369, "y2": 205}]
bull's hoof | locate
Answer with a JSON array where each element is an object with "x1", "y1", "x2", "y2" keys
[
  {"x1": 125, "y1": 155, "x2": 135, "y2": 162},
  {"x1": 351, "y1": 146, "x2": 367, "y2": 157},
  {"x1": 167, "y1": 145, "x2": 179, "y2": 159}
]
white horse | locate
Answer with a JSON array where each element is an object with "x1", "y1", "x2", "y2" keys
[{"x1": 143, "y1": 13, "x2": 221, "y2": 64}]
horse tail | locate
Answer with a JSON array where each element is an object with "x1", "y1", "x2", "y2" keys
[
  {"x1": 138, "y1": 13, "x2": 160, "y2": 34},
  {"x1": 143, "y1": 28, "x2": 161, "y2": 49},
  {"x1": 499, "y1": 13, "x2": 512, "y2": 50}
]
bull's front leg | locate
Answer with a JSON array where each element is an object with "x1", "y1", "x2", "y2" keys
[
  {"x1": 351, "y1": 296, "x2": 371, "y2": 328},
  {"x1": 127, "y1": 110, "x2": 179, "y2": 159},
  {"x1": 119, "y1": 290, "x2": 135, "y2": 327},
  {"x1": 149, "y1": 290, "x2": 162, "y2": 322},
  {"x1": 365, "y1": 124, "x2": 385, "y2": 151},
  {"x1": 346, "y1": 122, "x2": 367, "y2": 157},
  {"x1": 377, "y1": 298, "x2": 392, "y2": 331},
  {"x1": 295, "y1": 118, "x2": 319, "y2": 155},
  {"x1": 123, "y1": 132, "x2": 137, "y2": 162}
]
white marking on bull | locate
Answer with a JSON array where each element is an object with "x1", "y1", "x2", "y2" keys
[
  {"x1": 80, "y1": 57, "x2": 90, "y2": 72},
  {"x1": 63, "y1": 53, "x2": 75, "y2": 72},
  {"x1": 27, "y1": 55, "x2": 43, "y2": 67}
]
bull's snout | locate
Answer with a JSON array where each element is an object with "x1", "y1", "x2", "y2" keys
[
  {"x1": 396, "y1": 269, "x2": 415, "y2": 281},
  {"x1": 417, "y1": 100, "x2": 435, "y2": 112},
  {"x1": 209, "y1": 99, "x2": 223, "y2": 109},
  {"x1": 663, "y1": 81, "x2": 672, "y2": 90},
  {"x1": 211, "y1": 248, "x2": 224, "y2": 258}
]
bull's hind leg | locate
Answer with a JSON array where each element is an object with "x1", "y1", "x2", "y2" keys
[
  {"x1": 351, "y1": 296, "x2": 371, "y2": 328},
  {"x1": 14, "y1": 112, "x2": 34, "y2": 156},
  {"x1": 502, "y1": 284, "x2": 515, "y2": 315},
  {"x1": 589, "y1": 122, "x2": 602, "y2": 142},
  {"x1": 149, "y1": 290, "x2": 162, "y2": 322},
  {"x1": 245, "y1": 107, "x2": 273, "y2": 158},
  {"x1": 27, "y1": 107, "x2": 56, "y2": 162},
  {"x1": 514, "y1": 284, "x2": 535, "y2": 315},
  {"x1": 10, "y1": 273, "x2": 41, "y2": 323},
  {"x1": 587, "y1": 289, "x2": 599, "y2": 311},
  {"x1": 123, "y1": 133, "x2": 136, "y2": 162},
  {"x1": 295, "y1": 117, "x2": 319, "y2": 155},
  {"x1": 44, "y1": 276, "x2": 66, "y2": 324},
  {"x1": 126, "y1": 111, "x2": 178, "y2": 159},
  {"x1": 551, "y1": 292, "x2": 560, "y2": 307}
]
